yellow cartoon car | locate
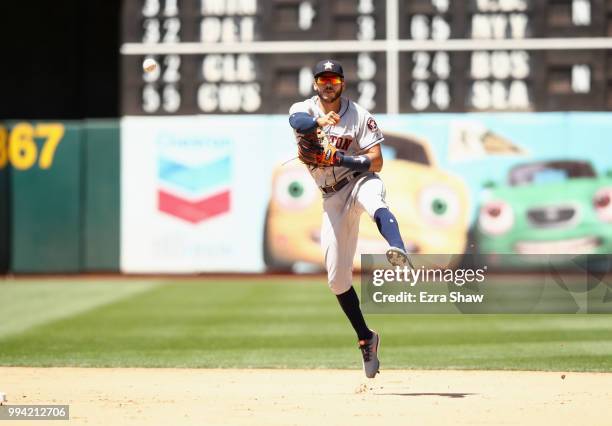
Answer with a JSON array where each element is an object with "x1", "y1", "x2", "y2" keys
[{"x1": 263, "y1": 132, "x2": 471, "y2": 271}]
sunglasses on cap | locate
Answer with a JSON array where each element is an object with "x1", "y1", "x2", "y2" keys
[{"x1": 316, "y1": 75, "x2": 343, "y2": 85}]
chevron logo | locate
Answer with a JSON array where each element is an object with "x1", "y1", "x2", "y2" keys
[{"x1": 157, "y1": 154, "x2": 231, "y2": 223}]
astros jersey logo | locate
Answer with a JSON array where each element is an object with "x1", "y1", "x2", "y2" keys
[{"x1": 367, "y1": 118, "x2": 378, "y2": 131}]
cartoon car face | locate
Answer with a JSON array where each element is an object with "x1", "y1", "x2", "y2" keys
[
  {"x1": 475, "y1": 160, "x2": 612, "y2": 255},
  {"x1": 264, "y1": 133, "x2": 471, "y2": 271}
]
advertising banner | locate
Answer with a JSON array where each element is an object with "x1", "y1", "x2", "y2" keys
[
  {"x1": 121, "y1": 116, "x2": 294, "y2": 272},
  {"x1": 121, "y1": 113, "x2": 612, "y2": 273}
]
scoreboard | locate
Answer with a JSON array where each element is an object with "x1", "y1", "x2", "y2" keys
[{"x1": 120, "y1": 0, "x2": 612, "y2": 114}]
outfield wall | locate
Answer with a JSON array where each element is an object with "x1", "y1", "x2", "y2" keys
[
  {"x1": 1, "y1": 114, "x2": 612, "y2": 274},
  {"x1": 0, "y1": 120, "x2": 120, "y2": 273},
  {"x1": 0, "y1": 136, "x2": 9, "y2": 273}
]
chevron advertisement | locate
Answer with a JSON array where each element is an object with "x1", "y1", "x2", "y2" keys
[
  {"x1": 157, "y1": 152, "x2": 231, "y2": 224},
  {"x1": 121, "y1": 113, "x2": 612, "y2": 273},
  {"x1": 121, "y1": 116, "x2": 294, "y2": 273}
]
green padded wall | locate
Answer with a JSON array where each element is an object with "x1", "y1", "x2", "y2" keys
[
  {"x1": 82, "y1": 120, "x2": 120, "y2": 271},
  {"x1": 10, "y1": 122, "x2": 82, "y2": 273},
  {"x1": 0, "y1": 139, "x2": 9, "y2": 273}
]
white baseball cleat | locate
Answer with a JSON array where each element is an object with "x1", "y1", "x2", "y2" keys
[
  {"x1": 386, "y1": 247, "x2": 414, "y2": 268},
  {"x1": 359, "y1": 330, "x2": 380, "y2": 379}
]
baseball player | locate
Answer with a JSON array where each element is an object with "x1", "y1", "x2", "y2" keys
[{"x1": 288, "y1": 59, "x2": 410, "y2": 378}]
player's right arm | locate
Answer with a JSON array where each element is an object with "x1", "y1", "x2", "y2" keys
[
  {"x1": 289, "y1": 112, "x2": 318, "y2": 133},
  {"x1": 289, "y1": 101, "x2": 339, "y2": 133},
  {"x1": 288, "y1": 102, "x2": 316, "y2": 133}
]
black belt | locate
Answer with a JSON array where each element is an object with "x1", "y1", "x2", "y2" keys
[{"x1": 320, "y1": 172, "x2": 362, "y2": 194}]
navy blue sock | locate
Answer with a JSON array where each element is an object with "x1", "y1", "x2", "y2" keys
[
  {"x1": 336, "y1": 287, "x2": 373, "y2": 341},
  {"x1": 374, "y1": 208, "x2": 405, "y2": 251}
]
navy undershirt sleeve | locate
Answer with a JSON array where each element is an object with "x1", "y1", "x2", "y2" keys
[{"x1": 289, "y1": 112, "x2": 318, "y2": 134}]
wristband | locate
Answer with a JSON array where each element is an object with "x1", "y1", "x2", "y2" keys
[{"x1": 335, "y1": 152, "x2": 371, "y2": 172}]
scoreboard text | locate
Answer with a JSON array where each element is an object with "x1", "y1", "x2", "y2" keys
[{"x1": 121, "y1": 0, "x2": 612, "y2": 114}]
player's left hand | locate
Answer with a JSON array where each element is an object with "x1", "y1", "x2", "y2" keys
[
  {"x1": 297, "y1": 128, "x2": 339, "y2": 167},
  {"x1": 315, "y1": 128, "x2": 339, "y2": 166}
]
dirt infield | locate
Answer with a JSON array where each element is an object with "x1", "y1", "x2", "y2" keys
[{"x1": 1, "y1": 368, "x2": 611, "y2": 425}]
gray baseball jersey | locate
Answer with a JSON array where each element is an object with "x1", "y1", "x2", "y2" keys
[{"x1": 289, "y1": 96, "x2": 384, "y2": 190}]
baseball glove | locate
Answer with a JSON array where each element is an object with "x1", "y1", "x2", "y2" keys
[{"x1": 297, "y1": 128, "x2": 338, "y2": 168}]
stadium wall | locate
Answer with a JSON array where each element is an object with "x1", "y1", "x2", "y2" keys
[
  {"x1": 1, "y1": 114, "x2": 612, "y2": 274},
  {"x1": 0, "y1": 120, "x2": 120, "y2": 273}
]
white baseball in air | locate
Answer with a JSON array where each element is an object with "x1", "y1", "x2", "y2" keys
[{"x1": 143, "y1": 58, "x2": 158, "y2": 73}]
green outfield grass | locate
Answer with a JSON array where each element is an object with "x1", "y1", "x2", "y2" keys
[{"x1": 0, "y1": 278, "x2": 611, "y2": 371}]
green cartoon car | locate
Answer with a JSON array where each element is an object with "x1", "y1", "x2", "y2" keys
[{"x1": 475, "y1": 160, "x2": 612, "y2": 256}]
